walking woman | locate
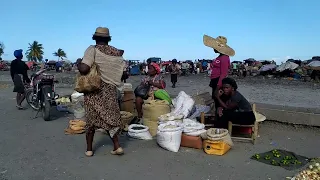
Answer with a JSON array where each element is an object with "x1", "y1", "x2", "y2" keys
[
  {"x1": 168, "y1": 59, "x2": 180, "y2": 88},
  {"x1": 77, "y1": 27, "x2": 125, "y2": 157},
  {"x1": 203, "y1": 35, "x2": 235, "y2": 107},
  {"x1": 10, "y1": 49, "x2": 31, "y2": 109}
]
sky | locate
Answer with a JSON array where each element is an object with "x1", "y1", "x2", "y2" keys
[{"x1": 1, "y1": 0, "x2": 319, "y2": 63}]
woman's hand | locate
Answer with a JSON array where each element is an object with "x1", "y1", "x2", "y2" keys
[{"x1": 217, "y1": 107, "x2": 223, "y2": 117}]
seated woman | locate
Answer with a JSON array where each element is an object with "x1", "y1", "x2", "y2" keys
[
  {"x1": 135, "y1": 62, "x2": 166, "y2": 121},
  {"x1": 214, "y1": 77, "x2": 255, "y2": 129}
]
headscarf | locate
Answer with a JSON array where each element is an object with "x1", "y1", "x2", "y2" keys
[
  {"x1": 14, "y1": 49, "x2": 23, "y2": 59},
  {"x1": 222, "y1": 77, "x2": 238, "y2": 90},
  {"x1": 150, "y1": 62, "x2": 161, "y2": 74}
]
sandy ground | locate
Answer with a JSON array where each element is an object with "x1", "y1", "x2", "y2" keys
[
  {"x1": 1, "y1": 71, "x2": 319, "y2": 108},
  {"x1": 0, "y1": 71, "x2": 319, "y2": 180}
]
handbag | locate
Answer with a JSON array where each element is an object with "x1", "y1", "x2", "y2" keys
[
  {"x1": 134, "y1": 84, "x2": 150, "y2": 100},
  {"x1": 74, "y1": 47, "x2": 101, "y2": 93}
]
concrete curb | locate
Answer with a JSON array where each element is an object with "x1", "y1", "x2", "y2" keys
[{"x1": 255, "y1": 103, "x2": 320, "y2": 127}]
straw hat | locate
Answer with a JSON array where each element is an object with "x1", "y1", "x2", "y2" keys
[
  {"x1": 203, "y1": 35, "x2": 235, "y2": 56},
  {"x1": 93, "y1": 27, "x2": 110, "y2": 37}
]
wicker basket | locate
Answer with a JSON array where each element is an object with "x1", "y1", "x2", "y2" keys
[{"x1": 120, "y1": 111, "x2": 134, "y2": 131}]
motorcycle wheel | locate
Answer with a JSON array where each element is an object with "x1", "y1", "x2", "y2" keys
[
  {"x1": 25, "y1": 89, "x2": 41, "y2": 110},
  {"x1": 42, "y1": 91, "x2": 51, "y2": 121}
]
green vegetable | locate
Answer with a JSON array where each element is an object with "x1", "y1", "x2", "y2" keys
[
  {"x1": 254, "y1": 154, "x2": 260, "y2": 159},
  {"x1": 273, "y1": 154, "x2": 281, "y2": 158},
  {"x1": 271, "y1": 160, "x2": 279, "y2": 165},
  {"x1": 265, "y1": 155, "x2": 271, "y2": 160}
]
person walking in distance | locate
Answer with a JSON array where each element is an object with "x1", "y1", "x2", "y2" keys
[{"x1": 168, "y1": 59, "x2": 180, "y2": 88}]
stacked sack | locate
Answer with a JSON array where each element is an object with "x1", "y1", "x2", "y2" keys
[
  {"x1": 180, "y1": 119, "x2": 206, "y2": 149},
  {"x1": 142, "y1": 99, "x2": 170, "y2": 136},
  {"x1": 65, "y1": 120, "x2": 86, "y2": 135}
]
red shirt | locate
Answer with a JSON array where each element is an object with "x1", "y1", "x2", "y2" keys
[{"x1": 210, "y1": 55, "x2": 230, "y2": 87}]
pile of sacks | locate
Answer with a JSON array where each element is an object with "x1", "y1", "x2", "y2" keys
[
  {"x1": 157, "y1": 120, "x2": 233, "y2": 155},
  {"x1": 65, "y1": 120, "x2": 86, "y2": 135},
  {"x1": 127, "y1": 90, "x2": 233, "y2": 155}
]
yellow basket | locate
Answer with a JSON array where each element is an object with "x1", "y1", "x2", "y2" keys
[{"x1": 203, "y1": 140, "x2": 231, "y2": 156}]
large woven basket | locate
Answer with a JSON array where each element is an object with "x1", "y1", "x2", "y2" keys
[{"x1": 120, "y1": 111, "x2": 134, "y2": 131}]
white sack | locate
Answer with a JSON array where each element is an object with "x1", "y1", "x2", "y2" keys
[
  {"x1": 128, "y1": 124, "x2": 152, "y2": 140},
  {"x1": 171, "y1": 91, "x2": 195, "y2": 118},
  {"x1": 182, "y1": 118, "x2": 205, "y2": 133},
  {"x1": 184, "y1": 129, "x2": 207, "y2": 137},
  {"x1": 157, "y1": 121, "x2": 183, "y2": 152}
]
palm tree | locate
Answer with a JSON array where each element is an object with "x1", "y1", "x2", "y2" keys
[
  {"x1": 26, "y1": 41, "x2": 44, "y2": 62},
  {"x1": 53, "y1": 48, "x2": 67, "y2": 61},
  {"x1": 0, "y1": 42, "x2": 4, "y2": 58}
]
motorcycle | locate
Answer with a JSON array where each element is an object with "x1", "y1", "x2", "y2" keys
[{"x1": 25, "y1": 69, "x2": 59, "y2": 121}]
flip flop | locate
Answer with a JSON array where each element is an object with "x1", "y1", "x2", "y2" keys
[{"x1": 110, "y1": 147, "x2": 124, "y2": 155}]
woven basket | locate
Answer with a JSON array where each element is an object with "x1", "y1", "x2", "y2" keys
[{"x1": 120, "y1": 111, "x2": 134, "y2": 131}]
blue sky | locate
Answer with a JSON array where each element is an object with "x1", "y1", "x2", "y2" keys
[{"x1": 1, "y1": 0, "x2": 319, "y2": 63}]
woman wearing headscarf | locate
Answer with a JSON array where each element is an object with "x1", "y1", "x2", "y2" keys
[
  {"x1": 214, "y1": 77, "x2": 255, "y2": 129},
  {"x1": 203, "y1": 35, "x2": 235, "y2": 108},
  {"x1": 135, "y1": 62, "x2": 166, "y2": 121},
  {"x1": 10, "y1": 49, "x2": 31, "y2": 109},
  {"x1": 77, "y1": 27, "x2": 125, "y2": 157}
]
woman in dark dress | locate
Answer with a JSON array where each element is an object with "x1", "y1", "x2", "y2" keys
[
  {"x1": 10, "y1": 49, "x2": 31, "y2": 109},
  {"x1": 214, "y1": 77, "x2": 255, "y2": 129}
]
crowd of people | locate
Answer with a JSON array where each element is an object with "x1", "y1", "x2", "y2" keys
[{"x1": 10, "y1": 27, "x2": 256, "y2": 157}]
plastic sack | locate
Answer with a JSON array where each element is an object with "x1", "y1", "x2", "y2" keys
[
  {"x1": 171, "y1": 91, "x2": 195, "y2": 118},
  {"x1": 157, "y1": 121, "x2": 183, "y2": 152},
  {"x1": 128, "y1": 124, "x2": 152, "y2": 140},
  {"x1": 154, "y1": 89, "x2": 172, "y2": 104},
  {"x1": 185, "y1": 129, "x2": 207, "y2": 137},
  {"x1": 134, "y1": 84, "x2": 150, "y2": 99},
  {"x1": 158, "y1": 113, "x2": 184, "y2": 122},
  {"x1": 182, "y1": 118, "x2": 205, "y2": 133},
  {"x1": 189, "y1": 105, "x2": 211, "y2": 119}
]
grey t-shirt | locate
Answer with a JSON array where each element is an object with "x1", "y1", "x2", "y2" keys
[{"x1": 230, "y1": 91, "x2": 252, "y2": 112}]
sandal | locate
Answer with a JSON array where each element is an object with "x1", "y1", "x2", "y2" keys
[
  {"x1": 110, "y1": 147, "x2": 124, "y2": 155},
  {"x1": 85, "y1": 151, "x2": 93, "y2": 157},
  {"x1": 16, "y1": 105, "x2": 25, "y2": 110}
]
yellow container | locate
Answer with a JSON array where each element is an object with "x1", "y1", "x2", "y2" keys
[{"x1": 203, "y1": 140, "x2": 231, "y2": 156}]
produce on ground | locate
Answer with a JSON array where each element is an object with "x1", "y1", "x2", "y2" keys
[{"x1": 251, "y1": 149, "x2": 308, "y2": 170}]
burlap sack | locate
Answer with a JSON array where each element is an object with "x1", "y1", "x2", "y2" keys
[{"x1": 142, "y1": 99, "x2": 170, "y2": 122}]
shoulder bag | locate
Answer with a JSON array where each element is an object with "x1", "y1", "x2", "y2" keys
[{"x1": 75, "y1": 46, "x2": 101, "y2": 93}]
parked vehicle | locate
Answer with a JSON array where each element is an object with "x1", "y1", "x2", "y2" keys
[{"x1": 25, "y1": 69, "x2": 59, "y2": 121}]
